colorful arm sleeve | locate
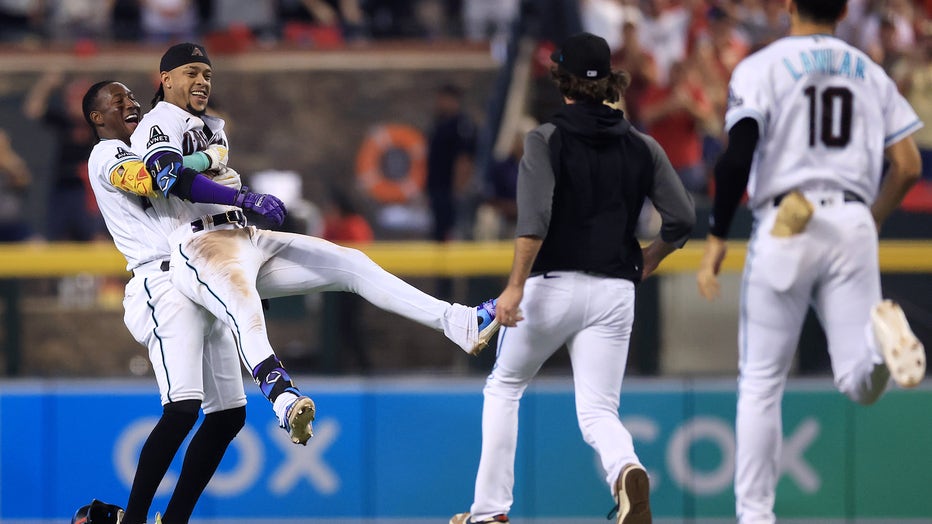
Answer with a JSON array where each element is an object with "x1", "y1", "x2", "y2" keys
[
  {"x1": 108, "y1": 160, "x2": 158, "y2": 197},
  {"x1": 183, "y1": 151, "x2": 211, "y2": 172},
  {"x1": 145, "y1": 149, "x2": 192, "y2": 197}
]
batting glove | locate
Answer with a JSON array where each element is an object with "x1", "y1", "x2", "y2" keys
[
  {"x1": 233, "y1": 186, "x2": 287, "y2": 227},
  {"x1": 210, "y1": 165, "x2": 242, "y2": 189},
  {"x1": 203, "y1": 144, "x2": 229, "y2": 171}
]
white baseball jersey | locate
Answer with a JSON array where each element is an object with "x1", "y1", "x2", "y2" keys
[
  {"x1": 129, "y1": 101, "x2": 235, "y2": 231},
  {"x1": 726, "y1": 34, "x2": 923, "y2": 524},
  {"x1": 725, "y1": 34, "x2": 922, "y2": 210},
  {"x1": 86, "y1": 137, "x2": 245, "y2": 411},
  {"x1": 87, "y1": 139, "x2": 170, "y2": 271}
]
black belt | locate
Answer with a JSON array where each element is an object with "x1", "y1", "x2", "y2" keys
[
  {"x1": 190, "y1": 210, "x2": 245, "y2": 233},
  {"x1": 773, "y1": 190, "x2": 864, "y2": 207},
  {"x1": 132, "y1": 260, "x2": 169, "y2": 276},
  {"x1": 529, "y1": 270, "x2": 615, "y2": 279}
]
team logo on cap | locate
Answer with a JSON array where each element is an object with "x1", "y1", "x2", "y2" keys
[
  {"x1": 191, "y1": 47, "x2": 204, "y2": 57},
  {"x1": 587, "y1": 70, "x2": 597, "y2": 78}
]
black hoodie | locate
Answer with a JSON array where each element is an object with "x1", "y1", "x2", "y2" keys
[{"x1": 518, "y1": 101, "x2": 694, "y2": 283}]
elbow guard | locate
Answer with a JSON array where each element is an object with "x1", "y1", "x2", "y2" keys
[{"x1": 146, "y1": 150, "x2": 197, "y2": 198}]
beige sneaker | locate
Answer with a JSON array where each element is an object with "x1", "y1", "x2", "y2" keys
[
  {"x1": 872, "y1": 300, "x2": 925, "y2": 388},
  {"x1": 286, "y1": 396, "x2": 316, "y2": 445},
  {"x1": 449, "y1": 513, "x2": 509, "y2": 524},
  {"x1": 771, "y1": 190, "x2": 814, "y2": 237},
  {"x1": 611, "y1": 464, "x2": 651, "y2": 524}
]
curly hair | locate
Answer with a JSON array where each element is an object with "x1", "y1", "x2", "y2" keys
[{"x1": 550, "y1": 66, "x2": 631, "y2": 104}]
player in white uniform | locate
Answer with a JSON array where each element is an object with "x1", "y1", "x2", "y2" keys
[
  {"x1": 130, "y1": 42, "x2": 501, "y2": 432},
  {"x1": 84, "y1": 80, "x2": 282, "y2": 524},
  {"x1": 696, "y1": 1, "x2": 927, "y2": 522}
]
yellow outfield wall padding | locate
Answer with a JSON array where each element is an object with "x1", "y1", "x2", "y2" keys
[{"x1": 0, "y1": 240, "x2": 929, "y2": 277}]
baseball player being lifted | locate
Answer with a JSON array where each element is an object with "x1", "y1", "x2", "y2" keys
[
  {"x1": 84, "y1": 80, "x2": 282, "y2": 524},
  {"x1": 696, "y1": 1, "x2": 926, "y2": 522},
  {"x1": 129, "y1": 42, "x2": 500, "y2": 431}
]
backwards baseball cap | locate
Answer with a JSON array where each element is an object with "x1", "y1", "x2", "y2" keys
[
  {"x1": 159, "y1": 42, "x2": 211, "y2": 73},
  {"x1": 550, "y1": 32, "x2": 611, "y2": 80}
]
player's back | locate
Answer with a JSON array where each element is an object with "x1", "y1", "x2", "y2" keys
[{"x1": 729, "y1": 34, "x2": 921, "y2": 208}]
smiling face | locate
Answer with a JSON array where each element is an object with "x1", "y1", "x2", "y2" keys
[
  {"x1": 90, "y1": 82, "x2": 141, "y2": 143},
  {"x1": 161, "y1": 62, "x2": 211, "y2": 115}
]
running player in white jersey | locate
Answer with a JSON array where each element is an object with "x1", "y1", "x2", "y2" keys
[
  {"x1": 130, "y1": 40, "x2": 500, "y2": 430},
  {"x1": 696, "y1": 1, "x2": 926, "y2": 522},
  {"x1": 84, "y1": 80, "x2": 294, "y2": 524}
]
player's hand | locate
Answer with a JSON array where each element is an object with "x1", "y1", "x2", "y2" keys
[
  {"x1": 697, "y1": 234, "x2": 727, "y2": 301},
  {"x1": 496, "y1": 285, "x2": 525, "y2": 327},
  {"x1": 210, "y1": 165, "x2": 242, "y2": 189},
  {"x1": 203, "y1": 144, "x2": 229, "y2": 171},
  {"x1": 641, "y1": 239, "x2": 676, "y2": 280},
  {"x1": 234, "y1": 186, "x2": 287, "y2": 227}
]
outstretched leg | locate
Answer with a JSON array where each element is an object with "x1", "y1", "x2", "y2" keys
[{"x1": 253, "y1": 231, "x2": 500, "y2": 353}]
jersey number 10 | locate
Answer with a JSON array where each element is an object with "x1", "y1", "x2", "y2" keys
[{"x1": 804, "y1": 85, "x2": 853, "y2": 148}]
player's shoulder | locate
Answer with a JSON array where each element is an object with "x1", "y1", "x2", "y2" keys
[
  {"x1": 629, "y1": 127, "x2": 658, "y2": 147},
  {"x1": 138, "y1": 101, "x2": 187, "y2": 126},
  {"x1": 532, "y1": 122, "x2": 556, "y2": 138},
  {"x1": 134, "y1": 103, "x2": 183, "y2": 149},
  {"x1": 731, "y1": 37, "x2": 790, "y2": 77},
  {"x1": 200, "y1": 112, "x2": 226, "y2": 132},
  {"x1": 91, "y1": 138, "x2": 135, "y2": 160},
  {"x1": 524, "y1": 122, "x2": 557, "y2": 148},
  {"x1": 628, "y1": 127, "x2": 665, "y2": 159},
  {"x1": 89, "y1": 139, "x2": 137, "y2": 174}
]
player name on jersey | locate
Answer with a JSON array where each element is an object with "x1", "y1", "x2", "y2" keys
[{"x1": 782, "y1": 48, "x2": 867, "y2": 81}]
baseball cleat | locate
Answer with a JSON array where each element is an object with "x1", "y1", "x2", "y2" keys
[
  {"x1": 285, "y1": 396, "x2": 316, "y2": 445},
  {"x1": 872, "y1": 300, "x2": 925, "y2": 388},
  {"x1": 609, "y1": 464, "x2": 651, "y2": 524},
  {"x1": 469, "y1": 299, "x2": 501, "y2": 356},
  {"x1": 449, "y1": 513, "x2": 509, "y2": 524},
  {"x1": 771, "y1": 190, "x2": 813, "y2": 237}
]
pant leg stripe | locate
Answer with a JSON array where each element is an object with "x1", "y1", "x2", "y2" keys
[
  {"x1": 143, "y1": 277, "x2": 172, "y2": 402},
  {"x1": 178, "y1": 245, "x2": 252, "y2": 370}
]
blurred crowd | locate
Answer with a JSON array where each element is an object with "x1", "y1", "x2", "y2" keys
[
  {"x1": 0, "y1": 0, "x2": 519, "y2": 47},
  {"x1": 3, "y1": 0, "x2": 932, "y2": 247},
  {"x1": 580, "y1": 0, "x2": 932, "y2": 201},
  {"x1": 477, "y1": 0, "x2": 932, "y2": 241}
]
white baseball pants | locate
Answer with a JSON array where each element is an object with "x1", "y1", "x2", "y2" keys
[
  {"x1": 168, "y1": 225, "x2": 478, "y2": 374},
  {"x1": 123, "y1": 267, "x2": 247, "y2": 413},
  {"x1": 735, "y1": 191, "x2": 889, "y2": 524},
  {"x1": 469, "y1": 272, "x2": 641, "y2": 521}
]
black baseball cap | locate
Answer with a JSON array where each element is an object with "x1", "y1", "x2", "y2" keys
[
  {"x1": 550, "y1": 32, "x2": 611, "y2": 80},
  {"x1": 159, "y1": 42, "x2": 211, "y2": 73}
]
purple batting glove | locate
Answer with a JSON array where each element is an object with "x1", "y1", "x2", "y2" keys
[{"x1": 234, "y1": 186, "x2": 287, "y2": 227}]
